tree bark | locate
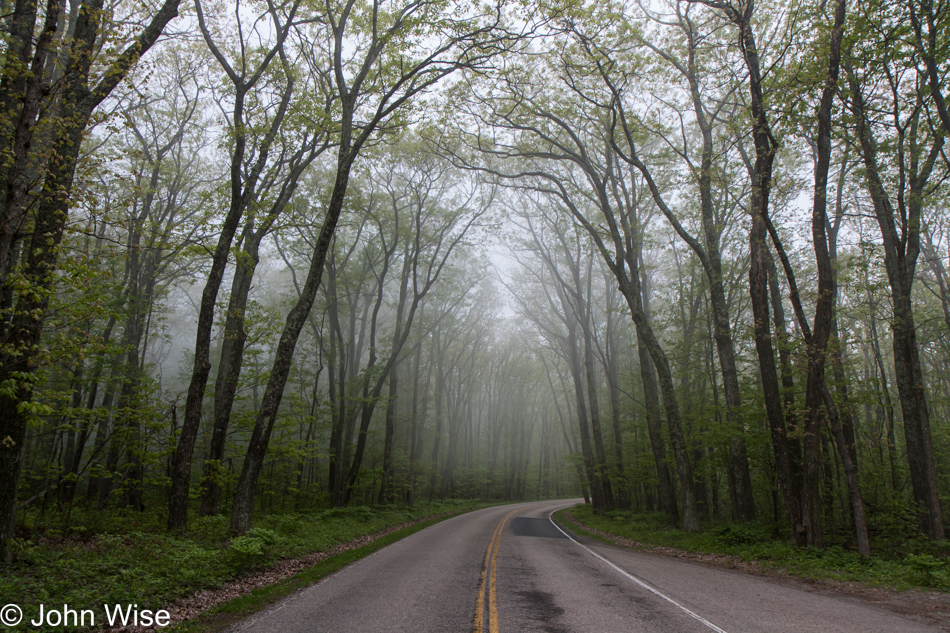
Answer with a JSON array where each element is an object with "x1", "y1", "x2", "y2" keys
[
  {"x1": 0, "y1": 0, "x2": 181, "y2": 560},
  {"x1": 847, "y1": 66, "x2": 945, "y2": 539},
  {"x1": 230, "y1": 143, "x2": 356, "y2": 532},
  {"x1": 378, "y1": 361, "x2": 400, "y2": 504},
  {"x1": 637, "y1": 339, "x2": 678, "y2": 519},
  {"x1": 199, "y1": 227, "x2": 258, "y2": 517}
]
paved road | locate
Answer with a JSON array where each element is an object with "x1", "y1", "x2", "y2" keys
[{"x1": 229, "y1": 500, "x2": 940, "y2": 633}]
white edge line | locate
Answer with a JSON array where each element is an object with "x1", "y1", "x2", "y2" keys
[{"x1": 548, "y1": 510, "x2": 729, "y2": 633}]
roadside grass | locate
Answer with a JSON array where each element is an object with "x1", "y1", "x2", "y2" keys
[
  {"x1": 174, "y1": 512, "x2": 461, "y2": 633},
  {"x1": 557, "y1": 504, "x2": 950, "y2": 592},
  {"x1": 2, "y1": 500, "x2": 484, "y2": 631}
]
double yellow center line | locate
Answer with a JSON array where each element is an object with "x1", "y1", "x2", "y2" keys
[{"x1": 473, "y1": 509, "x2": 518, "y2": 633}]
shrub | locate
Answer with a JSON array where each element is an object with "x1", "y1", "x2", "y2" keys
[
  {"x1": 227, "y1": 535, "x2": 267, "y2": 570},
  {"x1": 193, "y1": 515, "x2": 230, "y2": 544},
  {"x1": 227, "y1": 528, "x2": 281, "y2": 571},
  {"x1": 906, "y1": 553, "x2": 950, "y2": 588}
]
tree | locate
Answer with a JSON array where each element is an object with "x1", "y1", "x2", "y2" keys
[
  {"x1": 844, "y1": 0, "x2": 947, "y2": 538},
  {"x1": 227, "y1": 0, "x2": 519, "y2": 531},
  {"x1": 507, "y1": 205, "x2": 616, "y2": 510},
  {"x1": 562, "y1": 4, "x2": 757, "y2": 521},
  {"x1": 92, "y1": 52, "x2": 211, "y2": 509},
  {"x1": 0, "y1": 0, "x2": 182, "y2": 560},
  {"x1": 166, "y1": 0, "x2": 322, "y2": 530},
  {"x1": 803, "y1": 0, "x2": 870, "y2": 556},
  {"x1": 446, "y1": 48, "x2": 702, "y2": 528}
]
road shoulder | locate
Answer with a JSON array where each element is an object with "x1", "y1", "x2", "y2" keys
[{"x1": 553, "y1": 508, "x2": 950, "y2": 632}]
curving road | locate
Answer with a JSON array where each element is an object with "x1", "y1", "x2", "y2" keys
[{"x1": 228, "y1": 500, "x2": 940, "y2": 633}]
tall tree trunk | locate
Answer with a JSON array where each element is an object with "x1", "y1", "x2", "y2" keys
[
  {"x1": 581, "y1": 305, "x2": 614, "y2": 510},
  {"x1": 685, "y1": 18, "x2": 755, "y2": 521},
  {"x1": 379, "y1": 363, "x2": 399, "y2": 505},
  {"x1": 230, "y1": 142, "x2": 357, "y2": 532},
  {"x1": 619, "y1": 253, "x2": 698, "y2": 530},
  {"x1": 0, "y1": 0, "x2": 181, "y2": 558},
  {"x1": 440, "y1": 387, "x2": 461, "y2": 499},
  {"x1": 638, "y1": 341, "x2": 678, "y2": 520},
  {"x1": 603, "y1": 303, "x2": 627, "y2": 507},
  {"x1": 847, "y1": 68, "x2": 945, "y2": 539},
  {"x1": 722, "y1": 0, "x2": 806, "y2": 543},
  {"x1": 326, "y1": 258, "x2": 351, "y2": 507},
  {"x1": 200, "y1": 228, "x2": 260, "y2": 517},
  {"x1": 567, "y1": 322, "x2": 603, "y2": 510},
  {"x1": 752, "y1": 208, "x2": 803, "y2": 543},
  {"x1": 168, "y1": 83, "x2": 254, "y2": 530},
  {"x1": 406, "y1": 341, "x2": 427, "y2": 506},
  {"x1": 428, "y1": 332, "x2": 445, "y2": 501},
  {"x1": 868, "y1": 304, "x2": 899, "y2": 488},
  {"x1": 169, "y1": 4, "x2": 301, "y2": 528}
]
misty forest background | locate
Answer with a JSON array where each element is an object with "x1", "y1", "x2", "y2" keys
[{"x1": 1, "y1": 0, "x2": 950, "y2": 570}]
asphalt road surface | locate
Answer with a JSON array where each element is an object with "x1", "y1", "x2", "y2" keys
[{"x1": 228, "y1": 500, "x2": 940, "y2": 633}]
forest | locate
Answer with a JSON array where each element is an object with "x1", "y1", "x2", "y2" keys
[{"x1": 0, "y1": 0, "x2": 948, "y2": 570}]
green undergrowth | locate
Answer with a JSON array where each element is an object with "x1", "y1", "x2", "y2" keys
[
  {"x1": 557, "y1": 504, "x2": 950, "y2": 592},
  {"x1": 174, "y1": 512, "x2": 461, "y2": 633},
  {"x1": 2, "y1": 500, "x2": 485, "y2": 631}
]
